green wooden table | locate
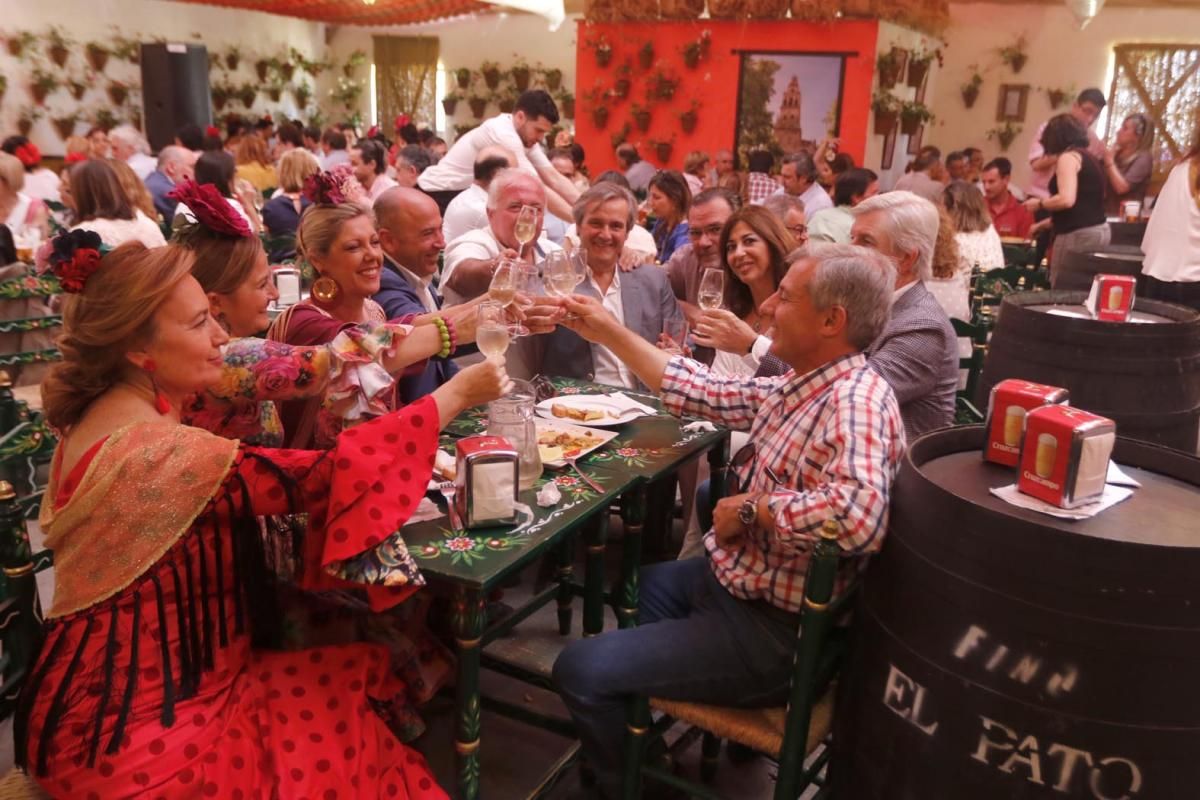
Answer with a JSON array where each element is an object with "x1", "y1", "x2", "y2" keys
[{"x1": 412, "y1": 380, "x2": 730, "y2": 800}]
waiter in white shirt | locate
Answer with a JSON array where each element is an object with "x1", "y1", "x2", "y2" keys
[{"x1": 418, "y1": 90, "x2": 580, "y2": 221}]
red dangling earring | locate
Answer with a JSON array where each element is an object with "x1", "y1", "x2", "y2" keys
[{"x1": 144, "y1": 359, "x2": 172, "y2": 415}]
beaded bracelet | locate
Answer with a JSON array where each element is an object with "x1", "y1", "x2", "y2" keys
[{"x1": 432, "y1": 316, "x2": 456, "y2": 359}]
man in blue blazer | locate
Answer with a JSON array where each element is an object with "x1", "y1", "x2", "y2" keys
[{"x1": 373, "y1": 187, "x2": 460, "y2": 402}]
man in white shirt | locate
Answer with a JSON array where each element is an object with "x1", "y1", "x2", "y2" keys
[
  {"x1": 319, "y1": 129, "x2": 350, "y2": 170},
  {"x1": 441, "y1": 169, "x2": 561, "y2": 306},
  {"x1": 395, "y1": 144, "x2": 432, "y2": 188},
  {"x1": 110, "y1": 125, "x2": 157, "y2": 181},
  {"x1": 419, "y1": 90, "x2": 579, "y2": 221},
  {"x1": 443, "y1": 146, "x2": 516, "y2": 245},
  {"x1": 351, "y1": 139, "x2": 398, "y2": 202},
  {"x1": 774, "y1": 152, "x2": 833, "y2": 215},
  {"x1": 1027, "y1": 88, "x2": 1108, "y2": 200}
]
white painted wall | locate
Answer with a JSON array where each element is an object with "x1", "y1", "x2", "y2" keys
[
  {"x1": 929, "y1": 2, "x2": 1200, "y2": 191},
  {"x1": 0, "y1": 0, "x2": 327, "y2": 152},
  {"x1": 326, "y1": 11, "x2": 581, "y2": 141}
]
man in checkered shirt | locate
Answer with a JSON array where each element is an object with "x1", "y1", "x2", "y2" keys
[{"x1": 552, "y1": 243, "x2": 906, "y2": 798}]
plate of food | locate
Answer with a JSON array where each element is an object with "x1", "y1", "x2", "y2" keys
[
  {"x1": 536, "y1": 420, "x2": 618, "y2": 468},
  {"x1": 536, "y1": 395, "x2": 647, "y2": 427}
]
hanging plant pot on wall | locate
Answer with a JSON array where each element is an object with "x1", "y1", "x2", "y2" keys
[
  {"x1": 255, "y1": 60, "x2": 271, "y2": 83},
  {"x1": 48, "y1": 44, "x2": 70, "y2": 68},
  {"x1": 469, "y1": 97, "x2": 488, "y2": 119},
  {"x1": 637, "y1": 42, "x2": 654, "y2": 70},
  {"x1": 107, "y1": 83, "x2": 129, "y2": 106},
  {"x1": 962, "y1": 85, "x2": 979, "y2": 108},
  {"x1": 873, "y1": 110, "x2": 898, "y2": 136},
  {"x1": 17, "y1": 118, "x2": 33, "y2": 137},
  {"x1": 512, "y1": 67, "x2": 531, "y2": 91},
  {"x1": 614, "y1": 78, "x2": 631, "y2": 99},
  {"x1": 86, "y1": 43, "x2": 110, "y2": 72},
  {"x1": 680, "y1": 110, "x2": 698, "y2": 134},
  {"x1": 655, "y1": 141, "x2": 673, "y2": 163},
  {"x1": 482, "y1": 65, "x2": 502, "y2": 90},
  {"x1": 876, "y1": 48, "x2": 906, "y2": 90},
  {"x1": 592, "y1": 106, "x2": 610, "y2": 129},
  {"x1": 443, "y1": 97, "x2": 459, "y2": 116},
  {"x1": 455, "y1": 68, "x2": 471, "y2": 90},
  {"x1": 900, "y1": 115, "x2": 921, "y2": 136},
  {"x1": 561, "y1": 96, "x2": 575, "y2": 119},
  {"x1": 632, "y1": 107, "x2": 652, "y2": 132},
  {"x1": 907, "y1": 59, "x2": 930, "y2": 89},
  {"x1": 498, "y1": 96, "x2": 516, "y2": 113},
  {"x1": 52, "y1": 117, "x2": 77, "y2": 140}
]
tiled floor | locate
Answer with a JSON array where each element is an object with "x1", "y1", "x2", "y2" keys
[{"x1": 4, "y1": 513, "x2": 811, "y2": 799}]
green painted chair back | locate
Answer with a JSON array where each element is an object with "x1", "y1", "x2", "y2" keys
[
  {"x1": 0, "y1": 480, "x2": 46, "y2": 721},
  {"x1": 1001, "y1": 241, "x2": 1038, "y2": 269},
  {"x1": 0, "y1": 272, "x2": 62, "y2": 375},
  {"x1": 0, "y1": 374, "x2": 57, "y2": 520},
  {"x1": 950, "y1": 318, "x2": 988, "y2": 424},
  {"x1": 623, "y1": 520, "x2": 851, "y2": 799}
]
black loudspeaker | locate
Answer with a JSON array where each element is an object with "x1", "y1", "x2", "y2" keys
[{"x1": 140, "y1": 43, "x2": 212, "y2": 152}]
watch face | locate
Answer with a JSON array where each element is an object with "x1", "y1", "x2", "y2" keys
[{"x1": 738, "y1": 500, "x2": 756, "y2": 525}]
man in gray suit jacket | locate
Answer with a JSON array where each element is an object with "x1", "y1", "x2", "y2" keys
[
  {"x1": 756, "y1": 190, "x2": 957, "y2": 438},
  {"x1": 520, "y1": 182, "x2": 682, "y2": 389}
]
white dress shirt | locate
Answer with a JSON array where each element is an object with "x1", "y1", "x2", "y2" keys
[
  {"x1": 419, "y1": 114, "x2": 552, "y2": 193},
  {"x1": 441, "y1": 226, "x2": 561, "y2": 306},
  {"x1": 367, "y1": 173, "x2": 399, "y2": 202},
  {"x1": 396, "y1": 263, "x2": 438, "y2": 314},
  {"x1": 128, "y1": 152, "x2": 157, "y2": 181},
  {"x1": 586, "y1": 268, "x2": 636, "y2": 389},
  {"x1": 442, "y1": 184, "x2": 489, "y2": 245}
]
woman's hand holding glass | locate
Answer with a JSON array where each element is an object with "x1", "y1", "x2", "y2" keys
[
  {"x1": 692, "y1": 308, "x2": 759, "y2": 354},
  {"x1": 475, "y1": 301, "x2": 512, "y2": 360},
  {"x1": 445, "y1": 356, "x2": 513, "y2": 409}
]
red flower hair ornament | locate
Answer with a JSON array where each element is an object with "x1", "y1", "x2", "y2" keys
[
  {"x1": 302, "y1": 171, "x2": 348, "y2": 206},
  {"x1": 14, "y1": 142, "x2": 41, "y2": 168},
  {"x1": 167, "y1": 180, "x2": 254, "y2": 239},
  {"x1": 35, "y1": 230, "x2": 108, "y2": 293}
]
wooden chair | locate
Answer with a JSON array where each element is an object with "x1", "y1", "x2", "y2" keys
[
  {"x1": 621, "y1": 521, "x2": 851, "y2": 800},
  {"x1": 0, "y1": 374, "x2": 57, "y2": 520},
  {"x1": 951, "y1": 318, "x2": 988, "y2": 424},
  {"x1": 0, "y1": 271, "x2": 62, "y2": 384}
]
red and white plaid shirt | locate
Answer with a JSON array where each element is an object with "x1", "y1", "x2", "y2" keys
[
  {"x1": 746, "y1": 172, "x2": 779, "y2": 206},
  {"x1": 661, "y1": 353, "x2": 905, "y2": 612}
]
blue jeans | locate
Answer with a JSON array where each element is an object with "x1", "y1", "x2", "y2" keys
[{"x1": 552, "y1": 558, "x2": 800, "y2": 798}]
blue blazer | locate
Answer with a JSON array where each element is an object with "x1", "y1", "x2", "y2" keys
[{"x1": 373, "y1": 257, "x2": 460, "y2": 403}]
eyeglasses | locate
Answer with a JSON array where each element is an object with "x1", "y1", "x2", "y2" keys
[
  {"x1": 787, "y1": 224, "x2": 808, "y2": 238},
  {"x1": 725, "y1": 442, "x2": 782, "y2": 496},
  {"x1": 688, "y1": 224, "x2": 725, "y2": 241}
]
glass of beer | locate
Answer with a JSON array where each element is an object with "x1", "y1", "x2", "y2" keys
[
  {"x1": 1003, "y1": 405, "x2": 1026, "y2": 448},
  {"x1": 1035, "y1": 433, "x2": 1058, "y2": 479}
]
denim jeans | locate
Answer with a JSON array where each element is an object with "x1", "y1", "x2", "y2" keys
[{"x1": 552, "y1": 558, "x2": 800, "y2": 798}]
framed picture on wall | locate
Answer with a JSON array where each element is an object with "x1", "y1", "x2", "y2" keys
[
  {"x1": 907, "y1": 124, "x2": 925, "y2": 155},
  {"x1": 997, "y1": 84, "x2": 1030, "y2": 122},
  {"x1": 881, "y1": 127, "x2": 898, "y2": 171},
  {"x1": 732, "y1": 50, "x2": 850, "y2": 168}
]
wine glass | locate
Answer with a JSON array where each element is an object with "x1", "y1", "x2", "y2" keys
[
  {"x1": 508, "y1": 263, "x2": 540, "y2": 338},
  {"x1": 489, "y1": 258, "x2": 518, "y2": 306},
  {"x1": 513, "y1": 205, "x2": 539, "y2": 259},
  {"x1": 543, "y1": 251, "x2": 579, "y2": 299},
  {"x1": 697, "y1": 268, "x2": 725, "y2": 311},
  {"x1": 476, "y1": 301, "x2": 511, "y2": 360}
]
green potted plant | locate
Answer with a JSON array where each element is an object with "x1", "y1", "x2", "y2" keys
[
  {"x1": 442, "y1": 90, "x2": 462, "y2": 116},
  {"x1": 681, "y1": 33, "x2": 709, "y2": 69},
  {"x1": 543, "y1": 67, "x2": 563, "y2": 91},
  {"x1": 876, "y1": 46, "x2": 905, "y2": 90},
  {"x1": 587, "y1": 35, "x2": 613, "y2": 69},
  {"x1": 85, "y1": 41, "x2": 110, "y2": 72},
  {"x1": 224, "y1": 45, "x2": 242, "y2": 71},
  {"x1": 238, "y1": 82, "x2": 257, "y2": 109},
  {"x1": 254, "y1": 58, "x2": 272, "y2": 83},
  {"x1": 497, "y1": 88, "x2": 518, "y2": 114},
  {"x1": 480, "y1": 61, "x2": 503, "y2": 90},
  {"x1": 468, "y1": 94, "x2": 489, "y2": 119},
  {"x1": 51, "y1": 111, "x2": 79, "y2": 141},
  {"x1": 454, "y1": 67, "x2": 472, "y2": 90},
  {"x1": 46, "y1": 27, "x2": 73, "y2": 68},
  {"x1": 510, "y1": 56, "x2": 532, "y2": 92},
  {"x1": 584, "y1": 87, "x2": 610, "y2": 128},
  {"x1": 93, "y1": 107, "x2": 121, "y2": 131},
  {"x1": 900, "y1": 100, "x2": 933, "y2": 135},
  {"x1": 614, "y1": 61, "x2": 633, "y2": 100},
  {"x1": 631, "y1": 102, "x2": 652, "y2": 132},
  {"x1": 5, "y1": 32, "x2": 37, "y2": 60},
  {"x1": 67, "y1": 77, "x2": 89, "y2": 101},
  {"x1": 987, "y1": 121, "x2": 1022, "y2": 151},
  {"x1": 610, "y1": 122, "x2": 632, "y2": 150},
  {"x1": 30, "y1": 69, "x2": 59, "y2": 105},
  {"x1": 1044, "y1": 84, "x2": 1073, "y2": 110},
  {"x1": 294, "y1": 81, "x2": 312, "y2": 110},
  {"x1": 871, "y1": 91, "x2": 901, "y2": 135},
  {"x1": 212, "y1": 82, "x2": 231, "y2": 112},
  {"x1": 637, "y1": 41, "x2": 655, "y2": 70},
  {"x1": 266, "y1": 82, "x2": 284, "y2": 103},
  {"x1": 999, "y1": 35, "x2": 1028, "y2": 74},
  {"x1": 650, "y1": 136, "x2": 675, "y2": 164},
  {"x1": 278, "y1": 58, "x2": 296, "y2": 82},
  {"x1": 17, "y1": 106, "x2": 43, "y2": 137},
  {"x1": 651, "y1": 68, "x2": 679, "y2": 101},
  {"x1": 962, "y1": 66, "x2": 983, "y2": 109},
  {"x1": 343, "y1": 49, "x2": 367, "y2": 78},
  {"x1": 556, "y1": 89, "x2": 575, "y2": 120},
  {"x1": 906, "y1": 44, "x2": 941, "y2": 88},
  {"x1": 676, "y1": 99, "x2": 701, "y2": 134}
]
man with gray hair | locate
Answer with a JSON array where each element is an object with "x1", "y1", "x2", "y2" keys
[
  {"x1": 144, "y1": 145, "x2": 198, "y2": 225},
  {"x1": 520, "y1": 182, "x2": 682, "y2": 389},
  {"x1": 110, "y1": 124, "x2": 157, "y2": 180},
  {"x1": 775, "y1": 151, "x2": 833, "y2": 215},
  {"x1": 441, "y1": 168, "x2": 561, "y2": 305},
  {"x1": 550, "y1": 242, "x2": 905, "y2": 799}
]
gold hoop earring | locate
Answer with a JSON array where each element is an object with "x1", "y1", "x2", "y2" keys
[{"x1": 311, "y1": 276, "x2": 342, "y2": 309}]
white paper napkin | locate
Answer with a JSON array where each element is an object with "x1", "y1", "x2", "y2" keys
[
  {"x1": 404, "y1": 497, "x2": 445, "y2": 526},
  {"x1": 604, "y1": 392, "x2": 658, "y2": 418},
  {"x1": 1106, "y1": 461, "x2": 1141, "y2": 488},
  {"x1": 989, "y1": 483, "x2": 1134, "y2": 520},
  {"x1": 682, "y1": 421, "x2": 717, "y2": 433}
]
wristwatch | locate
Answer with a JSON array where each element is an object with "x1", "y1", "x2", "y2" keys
[{"x1": 738, "y1": 494, "x2": 760, "y2": 528}]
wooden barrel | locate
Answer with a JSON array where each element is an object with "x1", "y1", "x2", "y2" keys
[
  {"x1": 832, "y1": 425, "x2": 1200, "y2": 799},
  {"x1": 1109, "y1": 220, "x2": 1147, "y2": 248},
  {"x1": 1056, "y1": 245, "x2": 1144, "y2": 291},
  {"x1": 977, "y1": 291, "x2": 1200, "y2": 454}
]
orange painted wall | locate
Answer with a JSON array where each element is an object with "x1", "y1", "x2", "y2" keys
[{"x1": 574, "y1": 19, "x2": 881, "y2": 176}]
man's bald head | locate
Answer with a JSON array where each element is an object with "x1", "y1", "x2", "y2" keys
[{"x1": 375, "y1": 187, "x2": 445, "y2": 278}]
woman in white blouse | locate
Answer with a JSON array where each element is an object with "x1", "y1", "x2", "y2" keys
[
  {"x1": 691, "y1": 205, "x2": 795, "y2": 377},
  {"x1": 67, "y1": 159, "x2": 165, "y2": 249},
  {"x1": 1141, "y1": 133, "x2": 1200, "y2": 312},
  {"x1": 929, "y1": 180, "x2": 1004, "y2": 322}
]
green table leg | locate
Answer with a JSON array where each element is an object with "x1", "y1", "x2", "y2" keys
[
  {"x1": 617, "y1": 486, "x2": 647, "y2": 630},
  {"x1": 555, "y1": 537, "x2": 574, "y2": 636},
  {"x1": 453, "y1": 587, "x2": 485, "y2": 800},
  {"x1": 583, "y1": 512, "x2": 609, "y2": 637}
]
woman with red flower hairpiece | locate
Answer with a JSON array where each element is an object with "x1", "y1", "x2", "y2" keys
[
  {"x1": 18, "y1": 237, "x2": 511, "y2": 799},
  {"x1": 0, "y1": 152, "x2": 50, "y2": 242},
  {"x1": 1, "y1": 136, "x2": 61, "y2": 203}
]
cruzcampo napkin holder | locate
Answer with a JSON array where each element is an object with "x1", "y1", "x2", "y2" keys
[{"x1": 455, "y1": 435, "x2": 519, "y2": 528}]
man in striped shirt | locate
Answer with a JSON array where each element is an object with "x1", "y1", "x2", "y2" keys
[{"x1": 552, "y1": 243, "x2": 906, "y2": 798}]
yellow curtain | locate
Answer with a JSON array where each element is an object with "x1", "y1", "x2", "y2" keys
[{"x1": 373, "y1": 36, "x2": 439, "y2": 131}]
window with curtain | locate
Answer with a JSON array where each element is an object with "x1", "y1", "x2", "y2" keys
[
  {"x1": 374, "y1": 36, "x2": 439, "y2": 132},
  {"x1": 1107, "y1": 44, "x2": 1200, "y2": 181}
]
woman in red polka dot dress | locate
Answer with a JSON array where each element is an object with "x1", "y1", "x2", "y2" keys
[{"x1": 17, "y1": 238, "x2": 512, "y2": 797}]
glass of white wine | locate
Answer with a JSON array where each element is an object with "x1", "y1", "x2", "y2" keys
[
  {"x1": 476, "y1": 301, "x2": 511, "y2": 361},
  {"x1": 698, "y1": 268, "x2": 725, "y2": 311},
  {"x1": 489, "y1": 258, "x2": 518, "y2": 306},
  {"x1": 513, "y1": 205, "x2": 539, "y2": 259},
  {"x1": 543, "y1": 251, "x2": 579, "y2": 299},
  {"x1": 508, "y1": 263, "x2": 540, "y2": 338}
]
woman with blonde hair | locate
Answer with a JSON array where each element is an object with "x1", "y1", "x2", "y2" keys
[
  {"x1": 108, "y1": 157, "x2": 160, "y2": 223},
  {"x1": 19, "y1": 232, "x2": 507, "y2": 798},
  {"x1": 261, "y1": 148, "x2": 320, "y2": 262},
  {"x1": 68, "y1": 158, "x2": 165, "y2": 248},
  {"x1": 0, "y1": 152, "x2": 49, "y2": 240},
  {"x1": 1104, "y1": 112, "x2": 1155, "y2": 215},
  {"x1": 235, "y1": 134, "x2": 278, "y2": 192}
]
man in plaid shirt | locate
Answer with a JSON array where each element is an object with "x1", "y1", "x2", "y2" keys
[
  {"x1": 552, "y1": 243, "x2": 906, "y2": 798},
  {"x1": 745, "y1": 149, "x2": 780, "y2": 206}
]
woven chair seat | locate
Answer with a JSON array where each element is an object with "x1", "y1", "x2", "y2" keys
[
  {"x1": 0, "y1": 770, "x2": 49, "y2": 800},
  {"x1": 650, "y1": 686, "x2": 834, "y2": 759}
]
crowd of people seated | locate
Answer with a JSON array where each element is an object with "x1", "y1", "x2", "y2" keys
[{"x1": 1, "y1": 83, "x2": 1197, "y2": 799}]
